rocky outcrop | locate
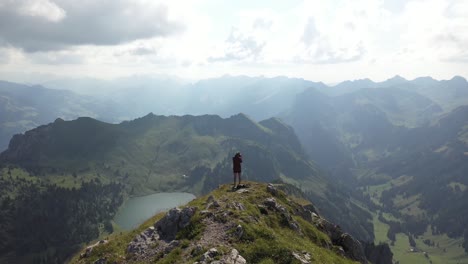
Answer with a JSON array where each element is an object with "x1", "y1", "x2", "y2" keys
[
  {"x1": 263, "y1": 197, "x2": 301, "y2": 233},
  {"x1": 339, "y1": 233, "x2": 366, "y2": 263},
  {"x1": 292, "y1": 251, "x2": 312, "y2": 264},
  {"x1": 266, "y1": 183, "x2": 278, "y2": 196},
  {"x1": 363, "y1": 242, "x2": 393, "y2": 264},
  {"x1": 126, "y1": 226, "x2": 158, "y2": 255},
  {"x1": 155, "y1": 207, "x2": 196, "y2": 241},
  {"x1": 315, "y1": 218, "x2": 367, "y2": 263},
  {"x1": 262, "y1": 183, "x2": 367, "y2": 263},
  {"x1": 127, "y1": 206, "x2": 196, "y2": 259},
  {"x1": 195, "y1": 248, "x2": 246, "y2": 264}
]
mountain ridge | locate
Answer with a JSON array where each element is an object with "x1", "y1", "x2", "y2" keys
[{"x1": 71, "y1": 182, "x2": 392, "y2": 264}]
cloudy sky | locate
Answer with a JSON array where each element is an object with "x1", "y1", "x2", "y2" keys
[{"x1": 0, "y1": 0, "x2": 467, "y2": 83}]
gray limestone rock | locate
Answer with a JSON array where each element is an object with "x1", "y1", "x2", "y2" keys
[
  {"x1": 154, "y1": 206, "x2": 196, "y2": 241},
  {"x1": 339, "y1": 233, "x2": 366, "y2": 263},
  {"x1": 126, "y1": 226, "x2": 158, "y2": 254},
  {"x1": 266, "y1": 183, "x2": 278, "y2": 196},
  {"x1": 263, "y1": 197, "x2": 278, "y2": 209},
  {"x1": 225, "y1": 248, "x2": 246, "y2": 264},
  {"x1": 292, "y1": 251, "x2": 311, "y2": 264}
]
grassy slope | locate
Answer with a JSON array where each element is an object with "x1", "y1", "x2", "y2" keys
[
  {"x1": 70, "y1": 182, "x2": 358, "y2": 264},
  {"x1": 373, "y1": 213, "x2": 468, "y2": 264},
  {"x1": 361, "y1": 163, "x2": 468, "y2": 263},
  {"x1": 368, "y1": 195, "x2": 468, "y2": 264},
  {"x1": 363, "y1": 171, "x2": 468, "y2": 263}
]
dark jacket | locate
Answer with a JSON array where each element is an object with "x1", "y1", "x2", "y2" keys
[{"x1": 233, "y1": 154, "x2": 242, "y2": 173}]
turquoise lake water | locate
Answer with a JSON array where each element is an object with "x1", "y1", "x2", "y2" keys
[{"x1": 113, "y1": 192, "x2": 196, "y2": 230}]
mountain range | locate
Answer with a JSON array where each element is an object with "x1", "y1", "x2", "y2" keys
[
  {"x1": 1, "y1": 74, "x2": 468, "y2": 263},
  {"x1": 2, "y1": 75, "x2": 467, "y2": 152}
]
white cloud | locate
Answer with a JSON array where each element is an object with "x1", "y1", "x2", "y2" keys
[
  {"x1": 29, "y1": 50, "x2": 83, "y2": 64},
  {"x1": 208, "y1": 28, "x2": 265, "y2": 62},
  {"x1": 0, "y1": 0, "x2": 183, "y2": 52},
  {"x1": 393, "y1": 0, "x2": 468, "y2": 63},
  {"x1": 16, "y1": 0, "x2": 66, "y2": 22},
  {"x1": 0, "y1": 0, "x2": 467, "y2": 82},
  {"x1": 0, "y1": 48, "x2": 10, "y2": 64}
]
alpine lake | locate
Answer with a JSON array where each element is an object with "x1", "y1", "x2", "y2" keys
[{"x1": 113, "y1": 192, "x2": 196, "y2": 230}]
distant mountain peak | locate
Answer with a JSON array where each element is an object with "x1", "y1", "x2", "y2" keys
[
  {"x1": 450, "y1": 75, "x2": 467, "y2": 83},
  {"x1": 386, "y1": 75, "x2": 407, "y2": 83},
  {"x1": 261, "y1": 116, "x2": 286, "y2": 125},
  {"x1": 334, "y1": 78, "x2": 376, "y2": 89},
  {"x1": 260, "y1": 117, "x2": 290, "y2": 132},
  {"x1": 413, "y1": 76, "x2": 436, "y2": 82},
  {"x1": 228, "y1": 112, "x2": 252, "y2": 121}
]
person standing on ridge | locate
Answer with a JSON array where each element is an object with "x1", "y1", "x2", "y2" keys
[{"x1": 232, "y1": 152, "x2": 242, "y2": 188}]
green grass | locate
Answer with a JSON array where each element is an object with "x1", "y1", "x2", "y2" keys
[
  {"x1": 372, "y1": 211, "x2": 468, "y2": 264},
  {"x1": 70, "y1": 182, "x2": 358, "y2": 264},
  {"x1": 372, "y1": 212, "x2": 390, "y2": 244},
  {"x1": 362, "y1": 175, "x2": 414, "y2": 208},
  {"x1": 69, "y1": 210, "x2": 168, "y2": 264},
  {"x1": 393, "y1": 194, "x2": 426, "y2": 217},
  {"x1": 414, "y1": 226, "x2": 468, "y2": 264},
  {"x1": 392, "y1": 233, "x2": 429, "y2": 263}
]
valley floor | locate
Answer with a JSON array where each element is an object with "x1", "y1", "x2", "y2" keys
[{"x1": 372, "y1": 209, "x2": 468, "y2": 264}]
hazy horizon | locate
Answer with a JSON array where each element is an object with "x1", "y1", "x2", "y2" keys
[{"x1": 1, "y1": 71, "x2": 467, "y2": 88}]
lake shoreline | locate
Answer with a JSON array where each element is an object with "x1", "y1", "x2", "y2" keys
[{"x1": 113, "y1": 192, "x2": 196, "y2": 230}]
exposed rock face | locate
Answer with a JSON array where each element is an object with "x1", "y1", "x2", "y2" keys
[
  {"x1": 206, "y1": 195, "x2": 220, "y2": 210},
  {"x1": 302, "y1": 203, "x2": 319, "y2": 216},
  {"x1": 155, "y1": 207, "x2": 196, "y2": 241},
  {"x1": 292, "y1": 251, "x2": 312, "y2": 264},
  {"x1": 266, "y1": 183, "x2": 278, "y2": 196},
  {"x1": 263, "y1": 197, "x2": 279, "y2": 210},
  {"x1": 363, "y1": 242, "x2": 393, "y2": 264},
  {"x1": 263, "y1": 197, "x2": 302, "y2": 233},
  {"x1": 317, "y1": 218, "x2": 343, "y2": 242},
  {"x1": 294, "y1": 203, "x2": 319, "y2": 222},
  {"x1": 126, "y1": 226, "x2": 158, "y2": 255},
  {"x1": 195, "y1": 248, "x2": 246, "y2": 264},
  {"x1": 199, "y1": 248, "x2": 219, "y2": 263},
  {"x1": 338, "y1": 233, "x2": 366, "y2": 263},
  {"x1": 315, "y1": 218, "x2": 367, "y2": 263},
  {"x1": 0, "y1": 126, "x2": 51, "y2": 163},
  {"x1": 230, "y1": 202, "x2": 245, "y2": 211},
  {"x1": 127, "y1": 207, "x2": 196, "y2": 259},
  {"x1": 223, "y1": 248, "x2": 247, "y2": 264}
]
